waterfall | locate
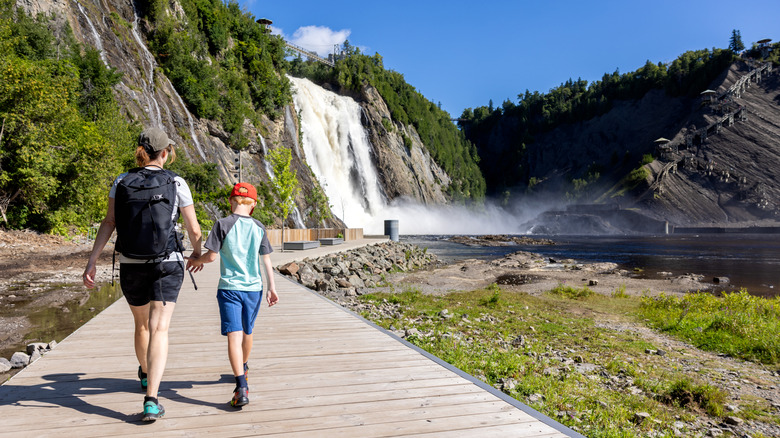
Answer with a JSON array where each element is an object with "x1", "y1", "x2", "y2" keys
[
  {"x1": 290, "y1": 76, "x2": 386, "y2": 229},
  {"x1": 290, "y1": 207, "x2": 305, "y2": 229},
  {"x1": 129, "y1": 2, "x2": 162, "y2": 127},
  {"x1": 165, "y1": 76, "x2": 205, "y2": 159},
  {"x1": 129, "y1": 3, "x2": 204, "y2": 159},
  {"x1": 75, "y1": 1, "x2": 108, "y2": 65},
  {"x1": 290, "y1": 76, "x2": 524, "y2": 235},
  {"x1": 258, "y1": 135, "x2": 275, "y2": 177}
]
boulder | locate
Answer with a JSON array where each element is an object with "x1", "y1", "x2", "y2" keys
[
  {"x1": 278, "y1": 262, "x2": 299, "y2": 277},
  {"x1": 335, "y1": 278, "x2": 352, "y2": 289},
  {"x1": 347, "y1": 274, "x2": 365, "y2": 288},
  {"x1": 0, "y1": 358, "x2": 11, "y2": 373},
  {"x1": 297, "y1": 264, "x2": 319, "y2": 289},
  {"x1": 27, "y1": 342, "x2": 49, "y2": 355},
  {"x1": 10, "y1": 352, "x2": 30, "y2": 368},
  {"x1": 632, "y1": 412, "x2": 651, "y2": 424}
]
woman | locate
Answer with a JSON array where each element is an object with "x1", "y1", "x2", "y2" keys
[{"x1": 83, "y1": 127, "x2": 202, "y2": 422}]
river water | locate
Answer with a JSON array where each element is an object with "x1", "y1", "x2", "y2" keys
[{"x1": 402, "y1": 234, "x2": 780, "y2": 298}]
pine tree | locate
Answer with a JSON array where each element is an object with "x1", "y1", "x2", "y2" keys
[{"x1": 729, "y1": 29, "x2": 745, "y2": 53}]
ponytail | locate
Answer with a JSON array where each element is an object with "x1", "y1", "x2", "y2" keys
[{"x1": 134, "y1": 144, "x2": 176, "y2": 167}]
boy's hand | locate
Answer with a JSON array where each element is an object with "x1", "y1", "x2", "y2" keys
[
  {"x1": 187, "y1": 250, "x2": 216, "y2": 273},
  {"x1": 186, "y1": 255, "x2": 204, "y2": 273},
  {"x1": 267, "y1": 288, "x2": 279, "y2": 307}
]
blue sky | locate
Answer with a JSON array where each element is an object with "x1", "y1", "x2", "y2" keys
[{"x1": 240, "y1": 0, "x2": 779, "y2": 118}]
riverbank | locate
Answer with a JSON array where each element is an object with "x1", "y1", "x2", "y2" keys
[{"x1": 277, "y1": 238, "x2": 780, "y2": 437}]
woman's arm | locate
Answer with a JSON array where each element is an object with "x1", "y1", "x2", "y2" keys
[
  {"x1": 180, "y1": 204, "x2": 202, "y2": 270},
  {"x1": 83, "y1": 198, "x2": 116, "y2": 289}
]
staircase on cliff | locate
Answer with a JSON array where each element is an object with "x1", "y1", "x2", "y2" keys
[{"x1": 640, "y1": 61, "x2": 780, "y2": 223}]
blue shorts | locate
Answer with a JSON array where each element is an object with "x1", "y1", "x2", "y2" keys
[{"x1": 217, "y1": 289, "x2": 263, "y2": 336}]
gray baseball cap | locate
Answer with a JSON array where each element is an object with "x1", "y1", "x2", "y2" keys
[{"x1": 138, "y1": 127, "x2": 174, "y2": 151}]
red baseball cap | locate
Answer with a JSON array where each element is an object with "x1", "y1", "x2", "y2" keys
[{"x1": 230, "y1": 182, "x2": 257, "y2": 201}]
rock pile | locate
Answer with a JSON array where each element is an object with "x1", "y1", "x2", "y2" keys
[
  {"x1": 277, "y1": 242, "x2": 440, "y2": 297},
  {"x1": 1, "y1": 341, "x2": 57, "y2": 374}
]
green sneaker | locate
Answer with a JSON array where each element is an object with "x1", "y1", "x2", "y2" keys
[
  {"x1": 138, "y1": 366, "x2": 147, "y2": 392},
  {"x1": 142, "y1": 400, "x2": 165, "y2": 422}
]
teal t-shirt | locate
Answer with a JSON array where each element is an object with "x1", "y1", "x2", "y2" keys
[{"x1": 204, "y1": 214, "x2": 273, "y2": 292}]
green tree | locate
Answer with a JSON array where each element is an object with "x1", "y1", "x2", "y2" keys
[
  {"x1": 268, "y1": 146, "x2": 299, "y2": 248},
  {"x1": 0, "y1": 2, "x2": 134, "y2": 232},
  {"x1": 729, "y1": 29, "x2": 745, "y2": 53},
  {"x1": 305, "y1": 181, "x2": 331, "y2": 239}
]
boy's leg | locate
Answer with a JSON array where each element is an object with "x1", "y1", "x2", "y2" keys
[
  {"x1": 242, "y1": 332, "x2": 253, "y2": 365},
  {"x1": 227, "y1": 331, "x2": 246, "y2": 377},
  {"x1": 227, "y1": 331, "x2": 249, "y2": 407}
]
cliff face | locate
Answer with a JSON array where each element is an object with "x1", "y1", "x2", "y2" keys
[
  {"x1": 522, "y1": 61, "x2": 780, "y2": 229},
  {"x1": 21, "y1": 0, "x2": 454, "y2": 228},
  {"x1": 636, "y1": 62, "x2": 780, "y2": 226},
  {"x1": 359, "y1": 85, "x2": 451, "y2": 204}
]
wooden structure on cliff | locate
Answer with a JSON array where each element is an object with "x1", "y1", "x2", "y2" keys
[{"x1": 644, "y1": 62, "x2": 776, "y2": 209}]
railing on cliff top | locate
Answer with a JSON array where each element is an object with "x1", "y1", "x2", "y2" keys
[{"x1": 284, "y1": 41, "x2": 335, "y2": 67}]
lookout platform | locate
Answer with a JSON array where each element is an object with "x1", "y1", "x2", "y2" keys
[{"x1": 0, "y1": 238, "x2": 580, "y2": 437}]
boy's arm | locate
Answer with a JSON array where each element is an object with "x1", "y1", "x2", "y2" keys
[
  {"x1": 187, "y1": 250, "x2": 218, "y2": 273},
  {"x1": 262, "y1": 253, "x2": 278, "y2": 306}
]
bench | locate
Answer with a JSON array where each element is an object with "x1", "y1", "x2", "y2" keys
[
  {"x1": 282, "y1": 240, "x2": 321, "y2": 251},
  {"x1": 318, "y1": 238, "x2": 344, "y2": 246}
]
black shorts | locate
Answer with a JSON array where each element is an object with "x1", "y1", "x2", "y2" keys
[{"x1": 120, "y1": 262, "x2": 184, "y2": 306}]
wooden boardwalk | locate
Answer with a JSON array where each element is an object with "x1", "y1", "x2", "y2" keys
[{"x1": 0, "y1": 239, "x2": 581, "y2": 437}]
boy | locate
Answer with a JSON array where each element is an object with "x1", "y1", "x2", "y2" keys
[{"x1": 188, "y1": 182, "x2": 278, "y2": 407}]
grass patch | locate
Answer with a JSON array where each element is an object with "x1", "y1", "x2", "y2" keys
[
  {"x1": 639, "y1": 290, "x2": 780, "y2": 365},
  {"x1": 354, "y1": 284, "x2": 780, "y2": 436},
  {"x1": 547, "y1": 282, "x2": 595, "y2": 299}
]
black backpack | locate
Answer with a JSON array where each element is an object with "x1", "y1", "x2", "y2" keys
[{"x1": 114, "y1": 168, "x2": 182, "y2": 261}]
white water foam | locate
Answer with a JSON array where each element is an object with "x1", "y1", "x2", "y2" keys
[
  {"x1": 290, "y1": 76, "x2": 386, "y2": 229},
  {"x1": 290, "y1": 76, "x2": 530, "y2": 235},
  {"x1": 75, "y1": 1, "x2": 108, "y2": 65}
]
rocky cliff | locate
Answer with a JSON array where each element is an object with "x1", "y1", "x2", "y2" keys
[
  {"x1": 19, "y1": 0, "x2": 455, "y2": 228},
  {"x1": 522, "y1": 60, "x2": 780, "y2": 231}
]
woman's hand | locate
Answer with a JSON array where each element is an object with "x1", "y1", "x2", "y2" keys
[{"x1": 83, "y1": 263, "x2": 97, "y2": 289}]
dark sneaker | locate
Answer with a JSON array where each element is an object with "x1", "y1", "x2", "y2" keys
[
  {"x1": 243, "y1": 362, "x2": 249, "y2": 381},
  {"x1": 138, "y1": 366, "x2": 147, "y2": 392},
  {"x1": 230, "y1": 386, "x2": 249, "y2": 408},
  {"x1": 142, "y1": 400, "x2": 165, "y2": 421}
]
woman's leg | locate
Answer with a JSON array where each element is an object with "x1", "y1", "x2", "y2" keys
[
  {"x1": 145, "y1": 300, "x2": 176, "y2": 397},
  {"x1": 128, "y1": 304, "x2": 150, "y2": 372}
]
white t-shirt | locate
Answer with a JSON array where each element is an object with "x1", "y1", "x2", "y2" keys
[{"x1": 109, "y1": 167, "x2": 194, "y2": 263}]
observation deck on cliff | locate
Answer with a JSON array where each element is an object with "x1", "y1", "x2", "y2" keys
[{"x1": 0, "y1": 238, "x2": 580, "y2": 437}]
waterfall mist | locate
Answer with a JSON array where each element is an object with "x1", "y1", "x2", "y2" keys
[{"x1": 291, "y1": 76, "x2": 550, "y2": 235}]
